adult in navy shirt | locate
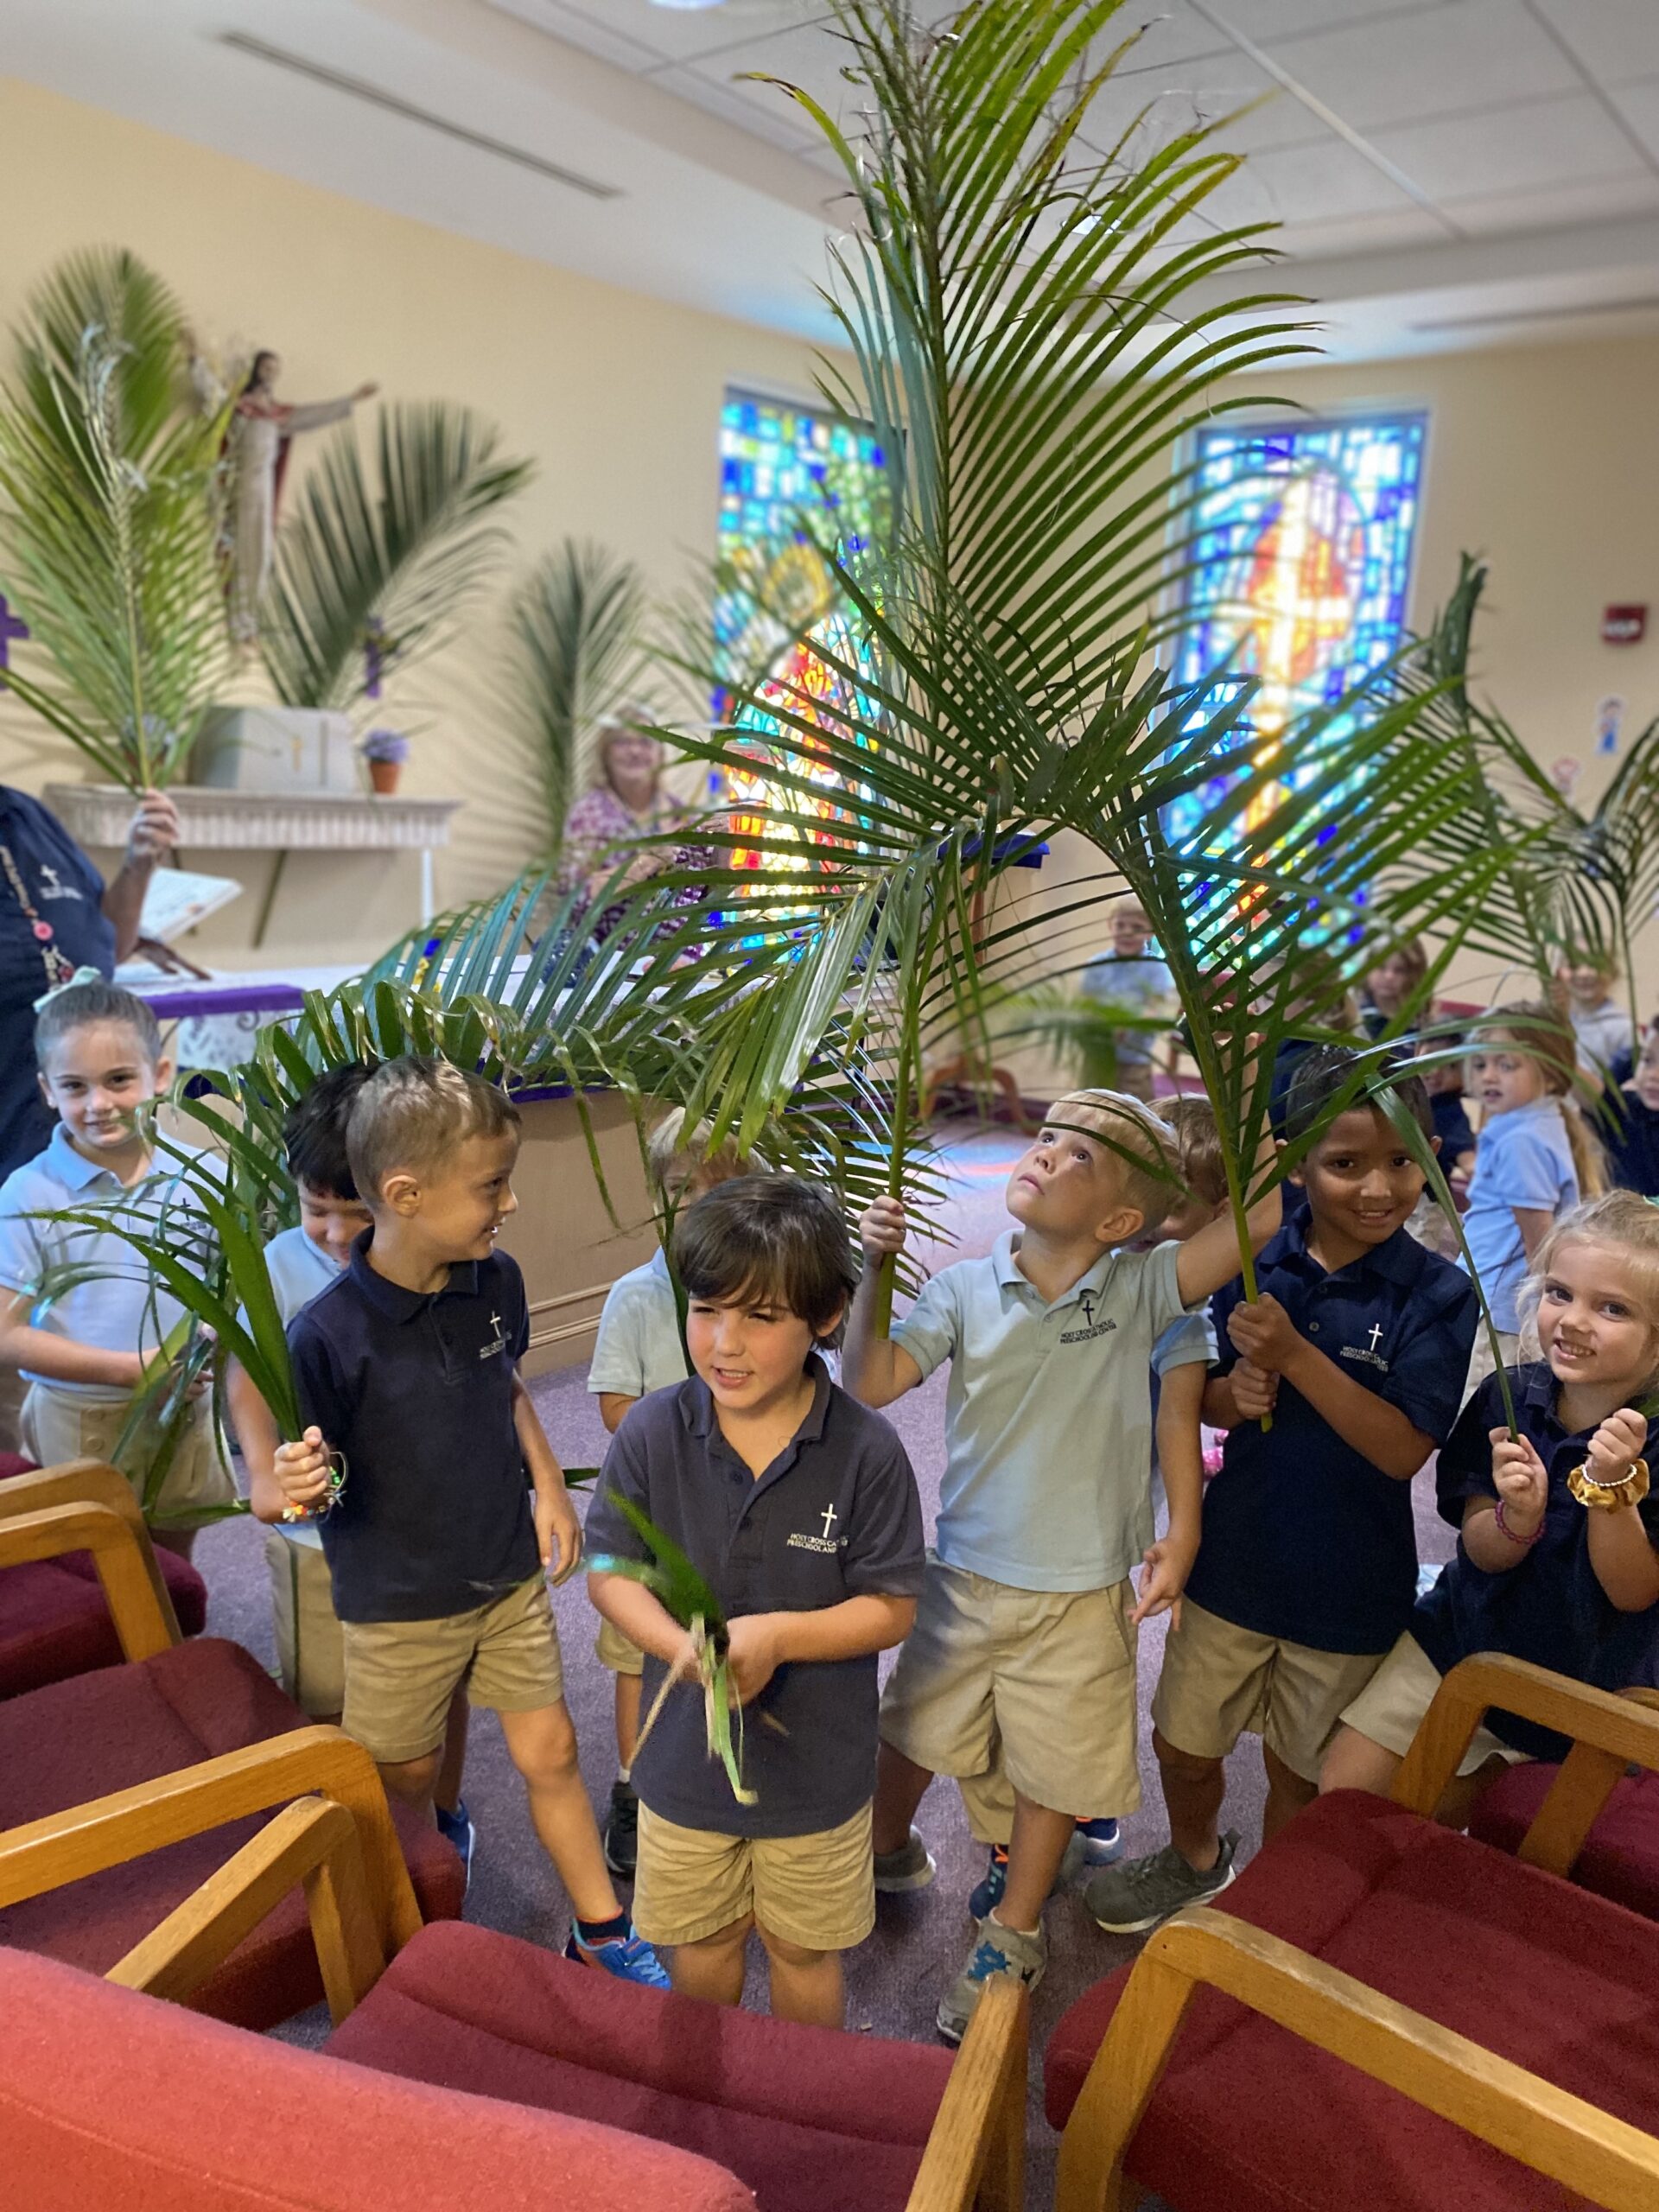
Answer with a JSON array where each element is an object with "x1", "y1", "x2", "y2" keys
[{"x1": 0, "y1": 785, "x2": 178, "y2": 1179}]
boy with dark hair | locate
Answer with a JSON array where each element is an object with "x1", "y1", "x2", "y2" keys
[
  {"x1": 1087, "y1": 1045, "x2": 1478, "y2": 1936},
  {"x1": 273, "y1": 1056, "x2": 664, "y2": 1984},
  {"x1": 587, "y1": 1173, "x2": 925, "y2": 2029}
]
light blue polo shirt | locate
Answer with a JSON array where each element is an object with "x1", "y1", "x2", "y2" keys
[
  {"x1": 245, "y1": 1224, "x2": 341, "y2": 1553},
  {"x1": 588, "y1": 1249, "x2": 689, "y2": 1402},
  {"x1": 0, "y1": 1124, "x2": 216, "y2": 1403},
  {"x1": 1459, "y1": 1097, "x2": 1579, "y2": 1332},
  {"x1": 893, "y1": 1231, "x2": 1195, "y2": 1592}
]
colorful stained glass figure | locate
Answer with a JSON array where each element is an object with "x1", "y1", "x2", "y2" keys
[
  {"x1": 1164, "y1": 415, "x2": 1427, "y2": 898},
  {"x1": 715, "y1": 390, "x2": 888, "y2": 876}
]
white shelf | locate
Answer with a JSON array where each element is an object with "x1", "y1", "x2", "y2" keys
[{"x1": 45, "y1": 783, "x2": 460, "y2": 852}]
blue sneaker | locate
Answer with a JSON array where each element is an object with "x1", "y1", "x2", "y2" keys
[
  {"x1": 435, "y1": 1798, "x2": 476, "y2": 1895},
  {"x1": 968, "y1": 1843, "x2": 1009, "y2": 1921},
  {"x1": 1074, "y1": 1815, "x2": 1123, "y2": 1867},
  {"x1": 565, "y1": 1922, "x2": 671, "y2": 1989}
]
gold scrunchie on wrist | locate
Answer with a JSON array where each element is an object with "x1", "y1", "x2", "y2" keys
[{"x1": 1567, "y1": 1458, "x2": 1650, "y2": 1512}]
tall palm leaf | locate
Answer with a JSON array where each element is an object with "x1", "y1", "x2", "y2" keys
[
  {"x1": 258, "y1": 400, "x2": 531, "y2": 712},
  {"x1": 508, "y1": 539, "x2": 650, "y2": 849},
  {"x1": 0, "y1": 246, "x2": 229, "y2": 788}
]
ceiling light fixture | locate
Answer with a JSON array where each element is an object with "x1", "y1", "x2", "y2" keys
[{"x1": 647, "y1": 2, "x2": 730, "y2": 11}]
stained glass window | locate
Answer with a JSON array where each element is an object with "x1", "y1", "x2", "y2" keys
[
  {"x1": 715, "y1": 390, "x2": 888, "y2": 877},
  {"x1": 1163, "y1": 414, "x2": 1427, "y2": 885}
]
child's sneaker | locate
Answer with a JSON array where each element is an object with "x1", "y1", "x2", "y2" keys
[
  {"x1": 1084, "y1": 1833, "x2": 1239, "y2": 1935},
  {"x1": 874, "y1": 1827, "x2": 936, "y2": 1893},
  {"x1": 1074, "y1": 1815, "x2": 1124, "y2": 1867},
  {"x1": 603, "y1": 1778, "x2": 639, "y2": 1878},
  {"x1": 435, "y1": 1798, "x2": 475, "y2": 1896},
  {"x1": 564, "y1": 1921, "x2": 671, "y2": 1988},
  {"x1": 967, "y1": 1843, "x2": 1009, "y2": 1921},
  {"x1": 937, "y1": 1916, "x2": 1046, "y2": 2044}
]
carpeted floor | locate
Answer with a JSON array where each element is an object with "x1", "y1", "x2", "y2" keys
[{"x1": 200, "y1": 1122, "x2": 1458, "y2": 2202}]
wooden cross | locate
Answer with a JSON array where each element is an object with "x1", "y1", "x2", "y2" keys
[{"x1": 0, "y1": 595, "x2": 29, "y2": 668}]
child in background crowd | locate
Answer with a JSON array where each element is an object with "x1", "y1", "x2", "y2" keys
[
  {"x1": 1425, "y1": 1044, "x2": 1477, "y2": 1179},
  {"x1": 1608, "y1": 1029, "x2": 1659, "y2": 1199},
  {"x1": 1562, "y1": 951, "x2": 1636, "y2": 1086},
  {"x1": 848, "y1": 1086, "x2": 1278, "y2": 2041},
  {"x1": 1077, "y1": 899, "x2": 1176, "y2": 1103},
  {"x1": 1087, "y1": 1048, "x2": 1478, "y2": 1936},
  {"x1": 587, "y1": 1107, "x2": 748, "y2": 1876},
  {"x1": 588, "y1": 1176, "x2": 923, "y2": 2029},
  {"x1": 1325, "y1": 1191, "x2": 1659, "y2": 1810},
  {"x1": 1360, "y1": 937, "x2": 1428, "y2": 1039},
  {"x1": 0, "y1": 979, "x2": 233, "y2": 1560},
  {"x1": 274, "y1": 1057, "x2": 666, "y2": 1986},
  {"x1": 1461, "y1": 1001, "x2": 1602, "y2": 1383},
  {"x1": 236, "y1": 1066, "x2": 475, "y2": 1877}
]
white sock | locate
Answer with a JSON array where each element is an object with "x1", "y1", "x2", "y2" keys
[{"x1": 616, "y1": 1764, "x2": 632, "y2": 1785}]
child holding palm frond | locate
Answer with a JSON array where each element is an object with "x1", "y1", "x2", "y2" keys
[{"x1": 587, "y1": 1175, "x2": 923, "y2": 2030}]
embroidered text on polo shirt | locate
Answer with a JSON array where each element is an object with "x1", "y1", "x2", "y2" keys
[
  {"x1": 1060, "y1": 1288, "x2": 1118, "y2": 1344},
  {"x1": 1339, "y1": 1321, "x2": 1391, "y2": 1372}
]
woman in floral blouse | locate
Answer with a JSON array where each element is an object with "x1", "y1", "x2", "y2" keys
[{"x1": 558, "y1": 715, "x2": 702, "y2": 942}]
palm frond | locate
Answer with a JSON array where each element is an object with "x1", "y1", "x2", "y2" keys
[
  {"x1": 0, "y1": 246, "x2": 228, "y2": 788},
  {"x1": 507, "y1": 539, "x2": 650, "y2": 849},
  {"x1": 258, "y1": 400, "x2": 531, "y2": 711}
]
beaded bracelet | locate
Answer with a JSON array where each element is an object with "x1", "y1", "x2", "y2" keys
[
  {"x1": 1492, "y1": 1496, "x2": 1545, "y2": 1548},
  {"x1": 1567, "y1": 1458, "x2": 1650, "y2": 1513}
]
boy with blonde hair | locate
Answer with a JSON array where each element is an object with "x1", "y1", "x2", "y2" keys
[
  {"x1": 274, "y1": 1056, "x2": 666, "y2": 1985},
  {"x1": 847, "y1": 1086, "x2": 1278, "y2": 2040},
  {"x1": 588, "y1": 1106, "x2": 748, "y2": 1873}
]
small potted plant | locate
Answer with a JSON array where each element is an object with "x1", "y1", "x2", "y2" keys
[{"x1": 361, "y1": 728, "x2": 410, "y2": 796}]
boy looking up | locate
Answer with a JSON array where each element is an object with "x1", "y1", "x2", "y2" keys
[
  {"x1": 1088, "y1": 1046, "x2": 1478, "y2": 1936},
  {"x1": 587, "y1": 1176, "x2": 923, "y2": 2028},
  {"x1": 274, "y1": 1057, "x2": 665, "y2": 1986},
  {"x1": 847, "y1": 1086, "x2": 1279, "y2": 2042},
  {"x1": 587, "y1": 1107, "x2": 748, "y2": 1876}
]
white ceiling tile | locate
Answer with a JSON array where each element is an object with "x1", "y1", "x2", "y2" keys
[
  {"x1": 1095, "y1": 2, "x2": 1237, "y2": 70},
  {"x1": 1598, "y1": 77, "x2": 1659, "y2": 164},
  {"x1": 1531, "y1": 0, "x2": 1659, "y2": 87},
  {"x1": 1445, "y1": 174, "x2": 1659, "y2": 235},
  {"x1": 1261, "y1": 0, "x2": 1580, "y2": 130},
  {"x1": 543, "y1": 0, "x2": 832, "y2": 67},
  {"x1": 1212, "y1": 0, "x2": 1451, "y2": 36},
  {"x1": 1202, "y1": 135, "x2": 1422, "y2": 227},
  {"x1": 484, "y1": 0, "x2": 669, "y2": 72},
  {"x1": 677, "y1": 17, "x2": 866, "y2": 138},
  {"x1": 1258, "y1": 206, "x2": 1450, "y2": 257},
  {"x1": 1370, "y1": 91, "x2": 1647, "y2": 202},
  {"x1": 1080, "y1": 54, "x2": 1329, "y2": 160},
  {"x1": 652, "y1": 60, "x2": 822, "y2": 152}
]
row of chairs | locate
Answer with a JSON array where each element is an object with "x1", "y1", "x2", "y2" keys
[{"x1": 5, "y1": 1460, "x2": 1659, "y2": 2209}]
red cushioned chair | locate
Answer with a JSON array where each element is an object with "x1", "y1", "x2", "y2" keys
[
  {"x1": 0, "y1": 1788, "x2": 1027, "y2": 2212},
  {"x1": 1045, "y1": 1656, "x2": 1659, "y2": 2212},
  {"x1": 1465, "y1": 1688, "x2": 1659, "y2": 1923},
  {"x1": 0, "y1": 1457, "x2": 207, "y2": 1697},
  {"x1": 0, "y1": 1488, "x2": 461, "y2": 2029}
]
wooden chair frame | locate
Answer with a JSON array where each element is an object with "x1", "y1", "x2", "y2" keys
[
  {"x1": 1055, "y1": 1655, "x2": 1659, "y2": 2212},
  {"x1": 0, "y1": 1455, "x2": 183, "y2": 1656},
  {"x1": 0, "y1": 1478, "x2": 1027, "y2": 2211}
]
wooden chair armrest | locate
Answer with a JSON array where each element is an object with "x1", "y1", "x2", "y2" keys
[
  {"x1": 0, "y1": 1502, "x2": 175, "y2": 1660},
  {"x1": 0, "y1": 1458, "x2": 181, "y2": 1643},
  {"x1": 106, "y1": 1796, "x2": 385, "y2": 2024},
  {"x1": 0, "y1": 1725, "x2": 423, "y2": 1958},
  {"x1": 1393, "y1": 1656, "x2": 1659, "y2": 1876},
  {"x1": 906, "y1": 1975, "x2": 1028, "y2": 2212},
  {"x1": 1055, "y1": 1905, "x2": 1659, "y2": 2212}
]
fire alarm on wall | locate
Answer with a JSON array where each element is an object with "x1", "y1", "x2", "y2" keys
[{"x1": 1602, "y1": 604, "x2": 1648, "y2": 645}]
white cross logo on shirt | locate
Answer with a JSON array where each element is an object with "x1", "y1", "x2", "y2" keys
[
  {"x1": 821, "y1": 1503, "x2": 839, "y2": 1541},
  {"x1": 1367, "y1": 1324, "x2": 1384, "y2": 1352},
  {"x1": 489, "y1": 1311, "x2": 502, "y2": 1335}
]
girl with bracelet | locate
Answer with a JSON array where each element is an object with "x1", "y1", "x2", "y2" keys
[{"x1": 1321, "y1": 1190, "x2": 1659, "y2": 1821}]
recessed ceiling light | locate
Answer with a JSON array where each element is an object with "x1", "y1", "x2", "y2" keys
[{"x1": 648, "y1": 1, "x2": 729, "y2": 11}]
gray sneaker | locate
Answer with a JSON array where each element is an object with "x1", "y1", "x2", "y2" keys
[
  {"x1": 874, "y1": 1827, "x2": 936, "y2": 1893},
  {"x1": 937, "y1": 1916, "x2": 1047, "y2": 2044},
  {"x1": 1084, "y1": 1833, "x2": 1239, "y2": 1934}
]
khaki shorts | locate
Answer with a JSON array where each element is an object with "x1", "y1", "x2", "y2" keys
[
  {"x1": 632, "y1": 1800, "x2": 874, "y2": 1953},
  {"x1": 1339, "y1": 1630, "x2": 1529, "y2": 1777},
  {"x1": 1152, "y1": 1598, "x2": 1385, "y2": 1784},
  {"x1": 264, "y1": 1529, "x2": 346, "y2": 1719},
  {"x1": 340, "y1": 1573, "x2": 563, "y2": 1764},
  {"x1": 594, "y1": 1615, "x2": 645, "y2": 1678},
  {"x1": 21, "y1": 1382, "x2": 235, "y2": 1525},
  {"x1": 878, "y1": 1560, "x2": 1141, "y2": 1817}
]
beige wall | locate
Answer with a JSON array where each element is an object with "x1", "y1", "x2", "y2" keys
[{"x1": 0, "y1": 73, "x2": 829, "y2": 967}]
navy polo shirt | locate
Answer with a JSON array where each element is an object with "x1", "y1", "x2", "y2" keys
[
  {"x1": 289, "y1": 1236, "x2": 538, "y2": 1623},
  {"x1": 1183, "y1": 1216, "x2": 1479, "y2": 1655},
  {"x1": 587, "y1": 1358, "x2": 925, "y2": 1839},
  {"x1": 0, "y1": 789, "x2": 116, "y2": 1181},
  {"x1": 1608, "y1": 1095, "x2": 1659, "y2": 1200},
  {"x1": 1412, "y1": 1365, "x2": 1659, "y2": 1758}
]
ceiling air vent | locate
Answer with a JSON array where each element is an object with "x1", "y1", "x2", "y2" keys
[{"x1": 216, "y1": 30, "x2": 623, "y2": 200}]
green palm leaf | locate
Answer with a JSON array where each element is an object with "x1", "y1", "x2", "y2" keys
[
  {"x1": 507, "y1": 539, "x2": 650, "y2": 849},
  {"x1": 258, "y1": 399, "x2": 531, "y2": 711}
]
